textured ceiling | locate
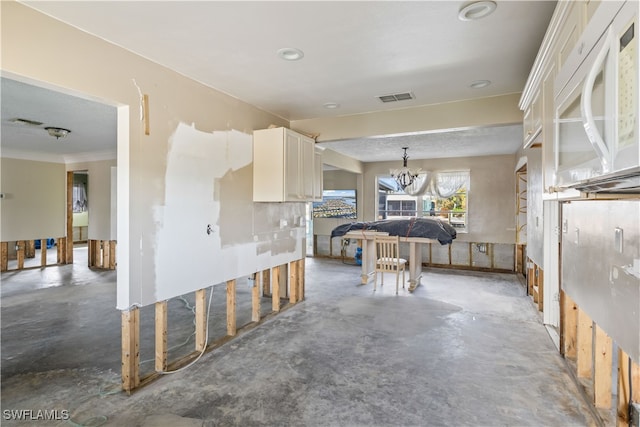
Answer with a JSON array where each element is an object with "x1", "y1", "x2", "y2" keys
[{"x1": 4, "y1": 1, "x2": 556, "y2": 163}]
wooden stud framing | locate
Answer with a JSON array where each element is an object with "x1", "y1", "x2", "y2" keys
[
  {"x1": 143, "y1": 94, "x2": 150, "y2": 135},
  {"x1": 16, "y1": 241, "x2": 25, "y2": 269},
  {"x1": 195, "y1": 289, "x2": 207, "y2": 351},
  {"x1": 57, "y1": 237, "x2": 65, "y2": 264},
  {"x1": 226, "y1": 279, "x2": 236, "y2": 336},
  {"x1": 66, "y1": 171, "x2": 74, "y2": 264},
  {"x1": 594, "y1": 324, "x2": 613, "y2": 409},
  {"x1": 289, "y1": 260, "x2": 299, "y2": 304},
  {"x1": 536, "y1": 267, "x2": 544, "y2": 311},
  {"x1": 252, "y1": 273, "x2": 261, "y2": 323},
  {"x1": 272, "y1": 265, "x2": 281, "y2": 312},
  {"x1": 155, "y1": 301, "x2": 168, "y2": 372},
  {"x1": 577, "y1": 308, "x2": 594, "y2": 378},
  {"x1": 102, "y1": 240, "x2": 110, "y2": 269},
  {"x1": 298, "y1": 258, "x2": 306, "y2": 301},
  {"x1": 121, "y1": 307, "x2": 140, "y2": 393},
  {"x1": 1, "y1": 242, "x2": 8, "y2": 271},
  {"x1": 562, "y1": 291, "x2": 578, "y2": 359},
  {"x1": 25, "y1": 240, "x2": 35, "y2": 258},
  {"x1": 616, "y1": 349, "x2": 640, "y2": 427},
  {"x1": 40, "y1": 239, "x2": 47, "y2": 267},
  {"x1": 262, "y1": 269, "x2": 271, "y2": 297},
  {"x1": 109, "y1": 241, "x2": 117, "y2": 269}
]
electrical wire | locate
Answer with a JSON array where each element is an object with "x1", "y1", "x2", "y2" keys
[{"x1": 157, "y1": 285, "x2": 215, "y2": 375}]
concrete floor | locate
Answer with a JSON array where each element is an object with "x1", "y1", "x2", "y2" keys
[{"x1": 1, "y1": 253, "x2": 599, "y2": 426}]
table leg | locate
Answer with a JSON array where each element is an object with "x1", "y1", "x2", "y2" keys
[{"x1": 408, "y1": 242, "x2": 423, "y2": 292}]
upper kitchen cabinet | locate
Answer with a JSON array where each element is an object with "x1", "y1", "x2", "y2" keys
[
  {"x1": 253, "y1": 127, "x2": 321, "y2": 202},
  {"x1": 523, "y1": 90, "x2": 542, "y2": 148}
]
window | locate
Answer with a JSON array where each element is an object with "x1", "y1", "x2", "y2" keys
[{"x1": 377, "y1": 171, "x2": 469, "y2": 232}]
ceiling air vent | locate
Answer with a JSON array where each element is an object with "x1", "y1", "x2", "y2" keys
[
  {"x1": 9, "y1": 118, "x2": 44, "y2": 126},
  {"x1": 377, "y1": 92, "x2": 415, "y2": 103}
]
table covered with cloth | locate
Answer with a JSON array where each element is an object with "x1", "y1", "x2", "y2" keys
[{"x1": 330, "y1": 218, "x2": 457, "y2": 245}]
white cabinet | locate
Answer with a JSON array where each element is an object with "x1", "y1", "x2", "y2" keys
[
  {"x1": 313, "y1": 147, "x2": 324, "y2": 202},
  {"x1": 523, "y1": 90, "x2": 542, "y2": 148},
  {"x1": 253, "y1": 127, "x2": 321, "y2": 202}
]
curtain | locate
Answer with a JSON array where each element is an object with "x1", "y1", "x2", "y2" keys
[
  {"x1": 401, "y1": 171, "x2": 467, "y2": 197},
  {"x1": 432, "y1": 171, "x2": 468, "y2": 198},
  {"x1": 403, "y1": 171, "x2": 432, "y2": 196},
  {"x1": 73, "y1": 183, "x2": 88, "y2": 212}
]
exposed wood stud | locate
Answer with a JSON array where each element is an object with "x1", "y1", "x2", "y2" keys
[
  {"x1": 57, "y1": 237, "x2": 65, "y2": 264},
  {"x1": 109, "y1": 241, "x2": 117, "y2": 269},
  {"x1": 577, "y1": 308, "x2": 593, "y2": 379},
  {"x1": 16, "y1": 241, "x2": 25, "y2": 269},
  {"x1": 272, "y1": 265, "x2": 280, "y2": 312},
  {"x1": 66, "y1": 171, "x2": 74, "y2": 264},
  {"x1": 537, "y1": 267, "x2": 544, "y2": 311},
  {"x1": 617, "y1": 349, "x2": 633, "y2": 427},
  {"x1": 1, "y1": 242, "x2": 8, "y2": 271},
  {"x1": 289, "y1": 260, "x2": 299, "y2": 304},
  {"x1": 561, "y1": 291, "x2": 578, "y2": 359},
  {"x1": 195, "y1": 289, "x2": 207, "y2": 351},
  {"x1": 121, "y1": 307, "x2": 140, "y2": 393},
  {"x1": 594, "y1": 324, "x2": 613, "y2": 409},
  {"x1": 26, "y1": 240, "x2": 35, "y2": 258},
  {"x1": 298, "y1": 259, "x2": 305, "y2": 301},
  {"x1": 252, "y1": 273, "x2": 261, "y2": 322},
  {"x1": 226, "y1": 279, "x2": 236, "y2": 336},
  {"x1": 40, "y1": 239, "x2": 47, "y2": 267},
  {"x1": 102, "y1": 240, "x2": 110, "y2": 270},
  {"x1": 468, "y1": 243, "x2": 473, "y2": 267},
  {"x1": 143, "y1": 94, "x2": 150, "y2": 135},
  {"x1": 155, "y1": 301, "x2": 168, "y2": 372},
  {"x1": 262, "y1": 269, "x2": 271, "y2": 297}
]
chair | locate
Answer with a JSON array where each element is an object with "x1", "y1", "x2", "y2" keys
[{"x1": 373, "y1": 235, "x2": 407, "y2": 294}]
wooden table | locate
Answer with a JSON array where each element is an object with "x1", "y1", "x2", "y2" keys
[{"x1": 344, "y1": 230, "x2": 439, "y2": 292}]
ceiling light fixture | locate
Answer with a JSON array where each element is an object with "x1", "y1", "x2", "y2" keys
[
  {"x1": 470, "y1": 79, "x2": 491, "y2": 89},
  {"x1": 45, "y1": 127, "x2": 71, "y2": 140},
  {"x1": 277, "y1": 47, "x2": 304, "y2": 61},
  {"x1": 390, "y1": 147, "x2": 421, "y2": 191},
  {"x1": 323, "y1": 102, "x2": 340, "y2": 109},
  {"x1": 458, "y1": 1, "x2": 497, "y2": 21}
]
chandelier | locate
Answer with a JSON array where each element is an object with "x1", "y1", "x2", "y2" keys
[{"x1": 390, "y1": 147, "x2": 421, "y2": 190}]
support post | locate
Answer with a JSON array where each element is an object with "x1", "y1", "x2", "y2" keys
[
  {"x1": 594, "y1": 324, "x2": 613, "y2": 409},
  {"x1": 40, "y1": 239, "x2": 47, "y2": 267},
  {"x1": 262, "y1": 269, "x2": 271, "y2": 297},
  {"x1": 155, "y1": 301, "x2": 168, "y2": 372},
  {"x1": 252, "y1": 273, "x2": 261, "y2": 323},
  {"x1": 16, "y1": 241, "x2": 25, "y2": 269},
  {"x1": 577, "y1": 308, "x2": 593, "y2": 379},
  {"x1": 109, "y1": 241, "x2": 117, "y2": 269},
  {"x1": 227, "y1": 279, "x2": 236, "y2": 336},
  {"x1": 272, "y1": 265, "x2": 280, "y2": 312},
  {"x1": 561, "y1": 291, "x2": 578, "y2": 359},
  {"x1": 298, "y1": 258, "x2": 305, "y2": 301},
  {"x1": 57, "y1": 237, "x2": 66, "y2": 264},
  {"x1": 66, "y1": 171, "x2": 74, "y2": 264},
  {"x1": 121, "y1": 307, "x2": 140, "y2": 392},
  {"x1": 195, "y1": 289, "x2": 207, "y2": 351},
  {"x1": 1, "y1": 242, "x2": 8, "y2": 271},
  {"x1": 289, "y1": 260, "x2": 299, "y2": 304},
  {"x1": 102, "y1": 240, "x2": 110, "y2": 270}
]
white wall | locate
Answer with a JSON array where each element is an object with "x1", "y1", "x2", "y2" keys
[
  {"x1": 0, "y1": 158, "x2": 66, "y2": 241},
  {"x1": 2, "y1": 3, "x2": 298, "y2": 309},
  {"x1": 362, "y1": 154, "x2": 517, "y2": 244}
]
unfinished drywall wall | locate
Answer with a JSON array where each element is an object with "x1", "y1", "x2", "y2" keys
[
  {"x1": 0, "y1": 157, "x2": 66, "y2": 241},
  {"x1": 2, "y1": 2, "x2": 291, "y2": 309},
  {"x1": 151, "y1": 124, "x2": 304, "y2": 305},
  {"x1": 525, "y1": 148, "x2": 543, "y2": 266}
]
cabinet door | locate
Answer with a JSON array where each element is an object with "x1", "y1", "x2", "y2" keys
[
  {"x1": 542, "y1": 60, "x2": 557, "y2": 192},
  {"x1": 313, "y1": 148, "x2": 323, "y2": 201},
  {"x1": 285, "y1": 131, "x2": 301, "y2": 201},
  {"x1": 301, "y1": 137, "x2": 315, "y2": 200}
]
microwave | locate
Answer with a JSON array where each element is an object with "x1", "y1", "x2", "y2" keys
[{"x1": 554, "y1": 1, "x2": 639, "y2": 192}]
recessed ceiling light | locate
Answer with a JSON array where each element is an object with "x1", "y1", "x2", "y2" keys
[
  {"x1": 277, "y1": 47, "x2": 304, "y2": 61},
  {"x1": 458, "y1": 1, "x2": 497, "y2": 21},
  {"x1": 470, "y1": 80, "x2": 491, "y2": 89},
  {"x1": 323, "y1": 102, "x2": 340, "y2": 109}
]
